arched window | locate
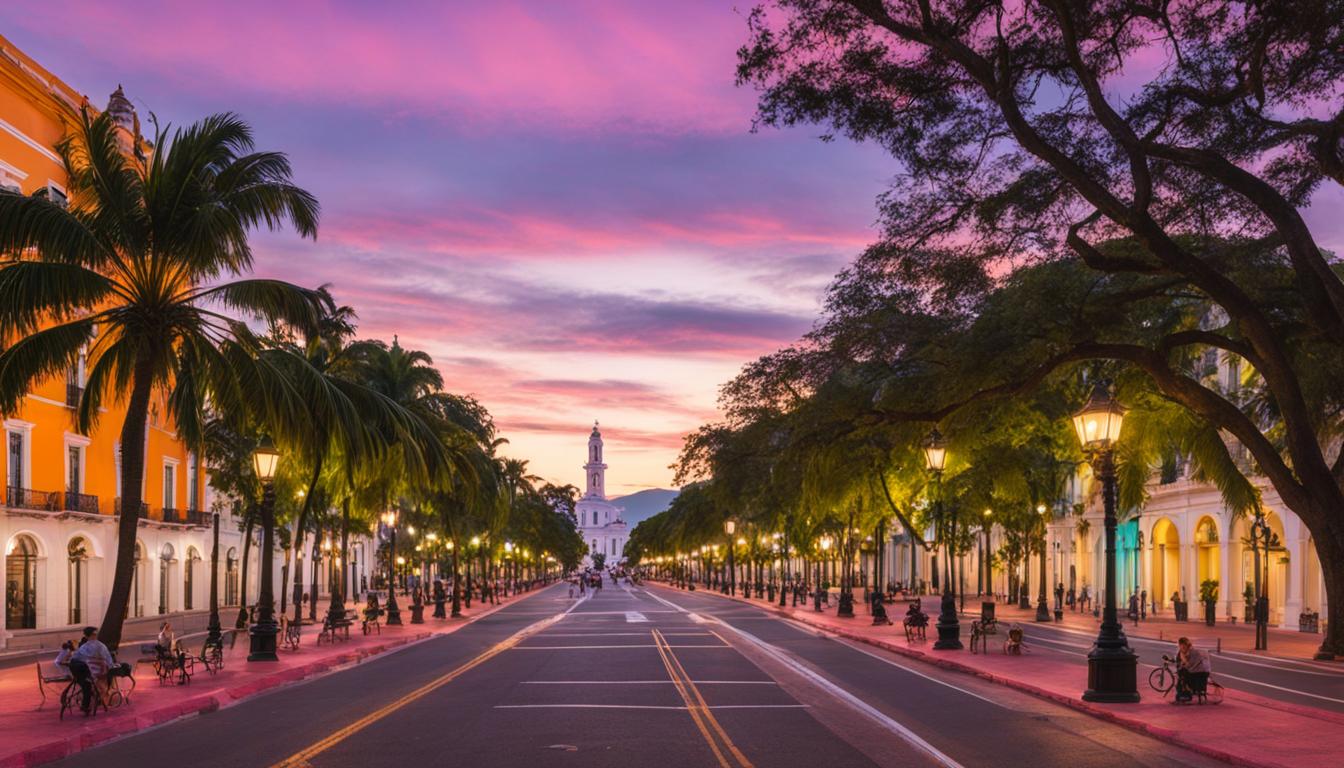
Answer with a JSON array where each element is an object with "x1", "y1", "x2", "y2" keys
[
  {"x1": 158, "y1": 543, "x2": 175, "y2": 614},
  {"x1": 68, "y1": 538, "x2": 89, "y2": 624},
  {"x1": 6, "y1": 535, "x2": 39, "y2": 629},
  {"x1": 225, "y1": 547, "x2": 239, "y2": 606}
]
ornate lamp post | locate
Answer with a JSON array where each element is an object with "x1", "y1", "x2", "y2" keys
[
  {"x1": 1250, "y1": 508, "x2": 1271, "y2": 651},
  {"x1": 982, "y1": 509, "x2": 993, "y2": 599},
  {"x1": 248, "y1": 437, "x2": 281, "y2": 662},
  {"x1": 206, "y1": 509, "x2": 223, "y2": 661},
  {"x1": 925, "y1": 429, "x2": 961, "y2": 650},
  {"x1": 815, "y1": 535, "x2": 832, "y2": 611},
  {"x1": 1073, "y1": 382, "x2": 1139, "y2": 702},
  {"x1": 380, "y1": 509, "x2": 402, "y2": 625},
  {"x1": 724, "y1": 520, "x2": 736, "y2": 596},
  {"x1": 1036, "y1": 504, "x2": 1052, "y2": 622}
]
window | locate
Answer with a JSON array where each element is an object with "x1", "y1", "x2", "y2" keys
[
  {"x1": 5, "y1": 534, "x2": 38, "y2": 629},
  {"x1": 68, "y1": 538, "x2": 88, "y2": 624},
  {"x1": 68, "y1": 446, "x2": 82, "y2": 494},
  {"x1": 8, "y1": 430, "x2": 23, "y2": 490},
  {"x1": 225, "y1": 548, "x2": 239, "y2": 606},
  {"x1": 187, "y1": 454, "x2": 199, "y2": 511},
  {"x1": 163, "y1": 463, "x2": 176, "y2": 511}
]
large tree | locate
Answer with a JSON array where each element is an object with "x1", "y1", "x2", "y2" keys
[
  {"x1": 739, "y1": 0, "x2": 1344, "y2": 657},
  {"x1": 0, "y1": 111, "x2": 323, "y2": 649}
]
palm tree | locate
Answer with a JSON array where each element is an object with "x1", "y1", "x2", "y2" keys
[{"x1": 0, "y1": 110, "x2": 323, "y2": 649}]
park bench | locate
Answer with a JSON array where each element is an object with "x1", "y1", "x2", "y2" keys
[
  {"x1": 279, "y1": 615, "x2": 302, "y2": 652},
  {"x1": 362, "y1": 606, "x2": 383, "y2": 636},
  {"x1": 143, "y1": 642, "x2": 194, "y2": 685},
  {"x1": 36, "y1": 662, "x2": 72, "y2": 709},
  {"x1": 970, "y1": 602, "x2": 999, "y2": 653},
  {"x1": 317, "y1": 610, "x2": 356, "y2": 645},
  {"x1": 902, "y1": 599, "x2": 929, "y2": 642}
]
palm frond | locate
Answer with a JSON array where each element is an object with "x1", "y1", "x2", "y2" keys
[
  {"x1": 0, "y1": 318, "x2": 95, "y2": 413},
  {"x1": 0, "y1": 260, "x2": 118, "y2": 336}
]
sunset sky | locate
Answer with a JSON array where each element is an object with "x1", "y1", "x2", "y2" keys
[
  {"x1": 7, "y1": 2, "x2": 1341, "y2": 495},
  {"x1": 1, "y1": 1, "x2": 889, "y2": 494}
]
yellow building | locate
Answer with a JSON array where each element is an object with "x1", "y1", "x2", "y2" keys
[{"x1": 0, "y1": 34, "x2": 216, "y2": 646}]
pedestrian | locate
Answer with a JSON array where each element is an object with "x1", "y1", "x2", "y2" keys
[
  {"x1": 1141, "y1": 589, "x2": 1148, "y2": 619},
  {"x1": 69, "y1": 626, "x2": 113, "y2": 712},
  {"x1": 1176, "y1": 637, "x2": 1211, "y2": 702}
]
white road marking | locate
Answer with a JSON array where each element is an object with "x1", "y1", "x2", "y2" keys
[
  {"x1": 493, "y1": 704, "x2": 807, "y2": 710},
  {"x1": 512, "y1": 644, "x2": 732, "y2": 650},
  {"x1": 647, "y1": 589, "x2": 964, "y2": 768},
  {"x1": 626, "y1": 611, "x2": 649, "y2": 623},
  {"x1": 522, "y1": 680, "x2": 778, "y2": 685},
  {"x1": 1213, "y1": 671, "x2": 1344, "y2": 705}
]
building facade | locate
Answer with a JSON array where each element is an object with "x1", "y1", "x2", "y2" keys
[
  {"x1": 0, "y1": 35, "x2": 374, "y2": 650},
  {"x1": 576, "y1": 423, "x2": 627, "y2": 568}
]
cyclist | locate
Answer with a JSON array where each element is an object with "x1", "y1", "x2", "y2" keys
[{"x1": 1176, "y1": 636, "x2": 1211, "y2": 702}]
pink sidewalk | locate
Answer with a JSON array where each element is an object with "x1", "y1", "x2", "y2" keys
[
  {"x1": 981, "y1": 599, "x2": 1330, "y2": 661},
  {"x1": 0, "y1": 589, "x2": 549, "y2": 768},
  {"x1": 673, "y1": 586, "x2": 1344, "y2": 768}
]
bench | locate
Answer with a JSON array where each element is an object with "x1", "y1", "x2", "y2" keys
[
  {"x1": 143, "y1": 643, "x2": 194, "y2": 685},
  {"x1": 317, "y1": 610, "x2": 356, "y2": 645},
  {"x1": 36, "y1": 662, "x2": 73, "y2": 709},
  {"x1": 279, "y1": 616, "x2": 302, "y2": 651},
  {"x1": 902, "y1": 599, "x2": 929, "y2": 642},
  {"x1": 362, "y1": 607, "x2": 383, "y2": 636}
]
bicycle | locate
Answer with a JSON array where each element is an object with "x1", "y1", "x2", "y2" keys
[{"x1": 1149, "y1": 654, "x2": 1224, "y2": 705}]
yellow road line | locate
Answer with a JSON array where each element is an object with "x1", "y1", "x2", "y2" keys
[
  {"x1": 652, "y1": 629, "x2": 754, "y2": 768},
  {"x1": 271, "y1": 601, "x2": 577, "y2": 768}
]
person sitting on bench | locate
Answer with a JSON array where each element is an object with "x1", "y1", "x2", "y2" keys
[{"x1": 1176, "y1": 637, "x2": 1211, "y2": 702}]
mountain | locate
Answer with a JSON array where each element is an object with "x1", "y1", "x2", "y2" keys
[{"x1": 611, "y1": 488, "x2": 678, "y2": 527}]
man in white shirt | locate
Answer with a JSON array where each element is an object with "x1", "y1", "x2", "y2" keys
[{"x1": 70, "y1": 626, "x2": 115, "y2": 712}]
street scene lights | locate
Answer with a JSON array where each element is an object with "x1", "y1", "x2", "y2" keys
[
  {"x1": 925, "y1": 428, "x2": 961, "y2": 650},
  {"x1": 724, "y1": 519, "x2": 736, "y2": 596},
  {"x1": 248, "y1": 437, "x2": 281, "y2": 662},
  {"x1": 381, "y1": 509, "x2": 402, "y2": 625},
  {"x1": 1250, "y1": 507, "x2": 1271, "y2": 651},
  {"x1": 815, "y1": 535, "x2": 833, "y2": 611},
  {"x1": 1073, "y1": 382, "x2": 1139, "y2": 703},
  {"x1": 1036, "y1": 504, "x2": 1051, "y2": 622}
]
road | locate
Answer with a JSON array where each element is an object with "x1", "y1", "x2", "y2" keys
[
  {"x1": 53, "y1": 582, "x2": 1229, "y2": 768},
  {"x1": 966, "y1": 609, "x2": 1344, "y2": 712}
]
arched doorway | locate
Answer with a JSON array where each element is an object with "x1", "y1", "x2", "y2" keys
[
  {"x1": 1150, "y1": 518, "x2": 1180, "y2": 610},
  {"x1": 68, "y1": 537, "x2": 90, "y2": 625},
  {"x1": 1237, "y1": 511, "x2": 1289, "y2": 624},
  {"x1": 225, "y1": 547, "x2": 239, "y2": 606},
  {"x1": 6, "y1": 534, "x2": 39, "y2": 629}
]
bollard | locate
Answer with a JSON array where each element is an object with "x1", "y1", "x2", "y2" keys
[
  {"x1": 1217, "y1": 637, "x2": 1222, "y2": 654},
  {"x1": 1159, "y1": 630, "x2": 1163, "y2": 641}
]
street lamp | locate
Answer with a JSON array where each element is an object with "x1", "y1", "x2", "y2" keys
[
  {"x1": 205, "y1": 509, "x2": 223, "y2": 663},
  {"x1": 982, "y1": 509, "x2": 992, "y2": 598},
  {"x1": 381, "y1": 509, "x2": 402, "y2": 625},
  {"x1": 1250, "y1": 507, "x2": 1271, "y2": 651},
  {"x1": 1035, "y1": 504, "x2": 1052, "y2": 622},
  {"x1": 816, "y1": 535, "x2": 833, "y2": 611},
  {"x1": 1072, "y1": 382, "x2": 1139, "y2": 702},
  {"x1": 724, "y1": 520, "x2": 736, "y2": 596},
  {"x1": 925, "y1": 428, "x2": 961, "y2": 650},
  {"x1": 248, "y1": 436, "x2": 281, "y2": 662}
]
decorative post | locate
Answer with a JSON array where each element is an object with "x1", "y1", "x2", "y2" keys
[{"x1": 248, "y1": 437, "x2": 281, "y2": 662}]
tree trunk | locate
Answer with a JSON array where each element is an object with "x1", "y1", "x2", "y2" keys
[
  {"x1": 237, "y1": 507, "x2": 256, "y2": 629},
  {"x1": 97, "y1": 354, "x2": 154, "y2": 651},
  {"x1": 1313, "y1": 524, "x2": 1344, "y2": 658}
]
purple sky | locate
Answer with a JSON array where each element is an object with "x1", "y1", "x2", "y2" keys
[
  {"x1": 3, "y1": 1, "x2": 889, "y2": 492},
  {"x1": 9, "y1": 2, "x2": 1340, "y2": 493}
]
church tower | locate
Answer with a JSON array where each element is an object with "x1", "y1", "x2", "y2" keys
[{"x1": 584, "y1": 421, "x2": 606, "y2": 499}]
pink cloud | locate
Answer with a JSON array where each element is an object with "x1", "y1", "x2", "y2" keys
[{"x1": 18, "y1": 0, "x2": 756, "y2": 134}]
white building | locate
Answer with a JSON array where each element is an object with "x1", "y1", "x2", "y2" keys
[{"x1": 576, "y1": 423, "x2": 627, "y2": 568}]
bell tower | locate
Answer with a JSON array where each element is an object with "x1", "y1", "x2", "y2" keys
[{"x1": 584, "y1": 421, "x2": 606, "y2": 499}]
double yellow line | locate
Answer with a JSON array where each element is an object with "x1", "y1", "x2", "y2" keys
[
  {"x1": 652, "y1": 629, "x2": 753, "y2": 768},
  {"x1": 271, "y1": 605, "x2": 573, "y2": 768}
]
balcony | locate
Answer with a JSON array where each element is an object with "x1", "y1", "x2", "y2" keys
[
  {"x1": 5, "y1": 486, "x2": 58, "y2": 511},
  {"x1": 62, "y1": 491, "x2": 100, "y2": 515},
  {"x1": 65, "y1": 382, "x2": 84, "y2": 408},
  {"x1": 113, "y1": 497, "x2": 149, "y2": 518}
]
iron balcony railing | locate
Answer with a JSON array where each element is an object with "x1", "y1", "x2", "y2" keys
[
  {"x1": 5, "y1": 486, "x2": 58, "y2": 511},
  {"x1": 62, "y1": 491, "x2": 100, "y2": 514},
  {"x1": 113, "y1": 497, "x2": 150, "y2": 518}
]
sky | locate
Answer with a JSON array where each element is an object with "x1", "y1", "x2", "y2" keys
[
  {"x1": 8, "y1": 2, "x2": 1341, "y2": 495},
  {"x1": 0, "y1": 1, "x2": 889, "y2": 494}
]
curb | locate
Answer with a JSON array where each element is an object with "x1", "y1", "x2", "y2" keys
[
  {"x1": 0, "y1": 586, "x2": 553, "y2": 768},
  {"x1": 674, "y1": 586, "x2": 1309, "y2": 768}
]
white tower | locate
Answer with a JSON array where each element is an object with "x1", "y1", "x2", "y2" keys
[{"x1": 584, "y1": 421, "x2": 606, "y2": 499}]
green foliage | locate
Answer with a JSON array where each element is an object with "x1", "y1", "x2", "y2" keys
[{"x1": 1200, "y1": 580, "x2": 1220, "y2": 605}]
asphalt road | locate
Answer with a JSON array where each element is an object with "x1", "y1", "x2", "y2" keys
[{"x1": 52, "y1": 582, "x2": 1232, "y2": 768}]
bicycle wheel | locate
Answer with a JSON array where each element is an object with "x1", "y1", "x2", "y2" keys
[
  {"x1": 1204, "y1": 682, "x2": 1225, "y2": 705},
  {"x1": 1148, "y1": 666, "x2": 1174, "y2": 694}
]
